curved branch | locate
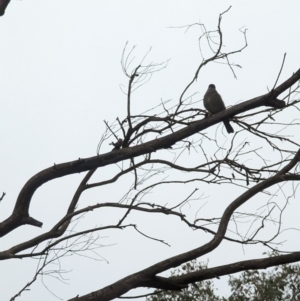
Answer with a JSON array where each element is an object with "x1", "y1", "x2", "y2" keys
[
  {"x1": 1, "y1": 69, "x2": 299, "y2": 237},
  {"x1": 67, "y1": 149, "x2": 300, "y2": 301}
]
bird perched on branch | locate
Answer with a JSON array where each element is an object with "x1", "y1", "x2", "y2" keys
[
  {"x1": 203, "y1": 84, "x2": 234, "y2": 134},
  {"x1": 111, "y1": 138, "x2": 123, "y2": 151}
]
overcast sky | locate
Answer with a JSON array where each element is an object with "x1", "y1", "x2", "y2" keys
[{"x1": 1, "y1": 1, "x2": 300, "y2": 300}]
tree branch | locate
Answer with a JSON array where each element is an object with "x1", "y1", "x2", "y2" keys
[{"x1": 0, "y1": 0, "x2": 10, "y2": 16}]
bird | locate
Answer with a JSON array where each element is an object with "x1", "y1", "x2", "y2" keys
[
  {"x1": 203, "y1": 84, "x2": 234, "y2": 134},
  {"x1": 111, "y1": 138, "x2": 123, "y2": 151}
]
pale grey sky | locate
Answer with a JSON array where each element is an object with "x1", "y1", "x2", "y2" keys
[{"x1": 1, "y1": 1, "x2": 300, "y2": 300}]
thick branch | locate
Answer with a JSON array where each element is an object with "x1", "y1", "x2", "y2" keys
[
  {"x1": 67, "y1": 149, "x2": 300, "y2": 301},
  {"x1": 176, "y1": 251, "x2": 300, "y2": 283},
  {"x1": 1, "y1": 70, "x2": 299, "y2": 237},
  {"x1": 0, "y1": 0, "x2": 10, "y2": 16}
]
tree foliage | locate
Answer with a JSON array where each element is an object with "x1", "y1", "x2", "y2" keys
[
  {"x1": 147, "y1": 257, "x2": 300, "y2": 301},
  {"x1": 228, "y1": 259, "x2": 300, "y2": 301}
]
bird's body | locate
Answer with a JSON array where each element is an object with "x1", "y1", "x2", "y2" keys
[
  {"x1": 111, "y1": 138, "x2": 123, "y2": 150},
  {"x1": 203, "y1": 84, "x2": 234, "y2": 134}
]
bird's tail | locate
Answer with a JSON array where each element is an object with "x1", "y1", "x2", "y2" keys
[{"x1": 223, "y1": 119, "x2": 234, "y2": 134}]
